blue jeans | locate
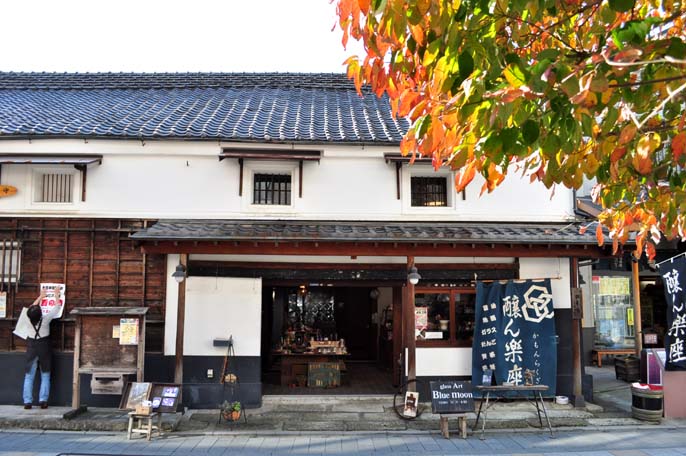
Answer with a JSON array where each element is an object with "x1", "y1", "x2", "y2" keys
[{"x1": 23, "y1": 358, "x2": 50, "y2": 404}]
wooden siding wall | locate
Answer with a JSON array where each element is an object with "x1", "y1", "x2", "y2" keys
[{"x1": 0, "y1": 218, "x2": 166, "y2": 353}]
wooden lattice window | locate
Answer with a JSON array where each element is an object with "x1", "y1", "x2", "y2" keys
[
  {"x1": 0, "y1": 240, "x2": 21, "y2": 285},
  {"x1": 35, "y1": 172, "x2": 74, "y2": 203},
  {"x1": 253, "y1": 173, "x2": 291, "y2": 205},
  {"x1": 411, "y1": 176, "x2": 447, "y2": 207}
]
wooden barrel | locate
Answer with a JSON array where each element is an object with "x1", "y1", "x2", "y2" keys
[{"x1": 631, "y1": 385, "x2": 663, "y2": 422}]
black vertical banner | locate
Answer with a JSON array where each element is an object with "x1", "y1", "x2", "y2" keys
[
  {"x1": 658, "y1": 256, "x2": 686, "y2": 371},
  {"x1": 472, "y1": 279, "x2": 557, "y2": 393}
]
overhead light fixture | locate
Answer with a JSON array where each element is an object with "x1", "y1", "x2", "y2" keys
[
  {"x1": 172, "y1": 264, "x2": 186, "y2": 284},
  {"x1": 408, "y1": 266, "x2": 421, "y2": 285}
]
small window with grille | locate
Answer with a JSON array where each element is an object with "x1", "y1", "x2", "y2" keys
[
  {"x1": 411, "y1": 176, "x2": 448, "y2": 207},
  {"x1": 34, "y1": 172, "x2": 74, "y2": 203},
  {"x1": 253, "y1": 173, "x2": 292, "y2": 205},
  {"x1": 0, "y1": 240, "x2": 21, "y2": 284}
]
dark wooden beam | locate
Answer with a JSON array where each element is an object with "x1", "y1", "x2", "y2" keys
[
  {"x1": 174, "y1": 253, "x2": 188, "y2": 403},
  {"x1": 140, "y1": 240, "x2": 610, "y2": 258},
  {"x1": 238, "y1": 158, "x2": 243, "y2": 197}
]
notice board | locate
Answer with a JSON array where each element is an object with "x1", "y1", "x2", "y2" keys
[{"x1": 429, "y1": 381, "x2": 474, "y2": 414}]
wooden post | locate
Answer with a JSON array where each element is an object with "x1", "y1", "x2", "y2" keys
[
  {"x1": 71, "y1": 316, "x2": 82, "y2": 409},
  {"x1": 632, "y1": 257, "x2": 643, "y2": 356},
  {"x1": 570, "y1": 258, "x2": 585, "y2": 407},
  {"x1": 137, "y1": 314, "x2": 146, "y2": 382},
  {"x1": 174, "y1": 254, "x2": 188, "y2": 398},
  {"x1": 392, "y1": 286, "x2": 402, "y2": 387},
  {"x1": 404, "y1": 256, "x2": 417, "y2": 392}
]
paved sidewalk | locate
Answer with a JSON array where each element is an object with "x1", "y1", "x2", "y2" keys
[{"x1": 1, "y1": 427, "x2": 685, "y2": 456}]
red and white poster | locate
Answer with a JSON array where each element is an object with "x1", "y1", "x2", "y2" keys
[{"x1": 40, "y1": 283, "x2": 65, "y2": 319}]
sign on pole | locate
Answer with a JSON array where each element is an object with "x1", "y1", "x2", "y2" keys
[{"x1": 658, "y1": 256, "x2": 686, "y2": 370}]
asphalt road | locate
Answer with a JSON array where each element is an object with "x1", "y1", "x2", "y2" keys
[{"x1": 1, "y1": 427, "x2": 686, "y2": 455}]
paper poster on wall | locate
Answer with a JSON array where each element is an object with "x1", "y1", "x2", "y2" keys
[
  {"x1": 415, "y1": 307, "x2": 428, "y2": 337},
  {"x1": 119, "y1": 318, "x2": 139, "y2": 345},
  {"x1": 0, "y1": 292, "x2": 6, "y2": 318},
  {"x1": 40, "y1": 283, "x2": 65, "y2": 318}
]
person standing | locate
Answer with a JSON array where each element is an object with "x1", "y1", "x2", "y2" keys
[{"x1": 21, "y1": 290, "x2": 54, "y2": 409}]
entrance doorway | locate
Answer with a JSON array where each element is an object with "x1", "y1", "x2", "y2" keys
[{"x1": 261, "y1": 285, "x2": 396, "y2": 395}]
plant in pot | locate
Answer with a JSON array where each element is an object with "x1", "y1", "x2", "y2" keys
[{"x1": 221, "y1": 400, "x2": 242, "y2": 421}]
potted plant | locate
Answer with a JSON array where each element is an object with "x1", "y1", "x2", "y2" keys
[{"x1": 221, "y1": 400, "x2": 242, "y2": 421}]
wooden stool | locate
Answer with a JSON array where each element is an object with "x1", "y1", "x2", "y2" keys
[
  {"x1": 440, "y1": 414, "x2": 468, "y2": 439},
  {"x1": 127, "y1": 411, "x2": 162, "y2": 441}
]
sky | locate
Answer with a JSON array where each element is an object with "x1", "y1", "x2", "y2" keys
[{"x1": 0, "y1": 0, "x2": 365, "y2": 73}]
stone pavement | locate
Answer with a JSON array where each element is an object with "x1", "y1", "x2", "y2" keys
[{"x1": 1, "y1": 427, "x2": 685, "y2": 456}]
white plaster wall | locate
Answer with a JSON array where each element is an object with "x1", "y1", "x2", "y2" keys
[
  {"x1": 416, "y1": 347, "x2": 472, "y2": 376},
  {"x1": 165, "y1": 273, "x2": 262, "y2": 357},
  {"x1": 0, "y1": 139, "x2": 575, "y2": 222},
  {"x1": 183, "y1": 276, "x2": 261, "y2": 356},
  {"x1": 519, "y1": 257, "x2": 571, "y2": 309}
]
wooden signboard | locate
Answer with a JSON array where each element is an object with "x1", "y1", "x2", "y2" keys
[
  {"x1": 307, "y1": 362, "x2": 341, "y2": 388},
  {"x1": 430, "y1": 381, "x2": 475, "y2": 414}
]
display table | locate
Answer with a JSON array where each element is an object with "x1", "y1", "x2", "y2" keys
[
  {"x1": 273, "y1": 353, "x2": 347, "y2": 387},
  {"x1": 473, "y1": 385, "x2": 553, "y2": 439},
  {"x1": 592, "y1": 348, "x2": 635, "y2": 367}
]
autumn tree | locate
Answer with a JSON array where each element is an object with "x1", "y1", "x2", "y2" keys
[{"x1": 337, "y1": 0, "x2": 686, "y2": 257}]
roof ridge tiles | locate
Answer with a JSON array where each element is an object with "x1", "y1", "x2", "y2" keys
[{"x1": 0, "y1": 71, "x2": 364, "y2": 91}]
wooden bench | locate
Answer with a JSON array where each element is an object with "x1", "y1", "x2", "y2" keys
[{"x1": 592, "y1": 348, "x2": 635, "y2": 367}]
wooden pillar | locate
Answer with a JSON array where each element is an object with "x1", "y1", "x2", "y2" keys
[
  {"x1": 632, "y1": 257, "x2": 643, "y2": 356},
  {"x1": 392, "y1": 286, "x2": 403, "y2": 387},
  {"x1": 570, "y1": 257, "x2": 585, "y2": 407},
  {"x1": 174, "y1": 254, "x2": 188, "y2": 394},
  {"x1": 71, "y1": 315, "x2": 82, "y2": 409},
  {"x1": 403, "y1": 256, "x2": 417, "y2": 391}
]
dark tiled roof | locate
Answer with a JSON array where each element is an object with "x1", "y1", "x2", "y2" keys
[
  {"x1": 0, "y1": 72, "x2": 409, "y2": 143},
  {"x1": 130, "y1": 220, "x2": 600, "y2": 245}
]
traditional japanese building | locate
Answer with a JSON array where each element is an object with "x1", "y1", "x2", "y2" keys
[{"x1": 0, "y1": 72, "x2": 615, "y2": 408}]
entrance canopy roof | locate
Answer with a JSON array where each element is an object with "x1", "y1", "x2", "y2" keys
[{"x1": 131, "y1": 220, "x2": 615, "y2": 258}]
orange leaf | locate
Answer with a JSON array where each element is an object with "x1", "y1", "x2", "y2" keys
[
  {"x1": 357, "y1": 0, "x2": 370, "y2": 12},
  {"x1": 672, "y1": 132, "x2": 686, "y2": 162},
  {"x1": 646, "y1": 241, "x2": 656, "y2": 260},
  {"x1": 610, "y1": 146, "x2": 627, "y2": 163},
  {"x1": 400, "y1": 137, "x2": 416, "y2": 157},
  {"x1": 618, "y1": 124, "x2": 637, "y2": 145},
  {"x1": 579, "y1": 225, "x2": 588, "y2": 234},
  {"x1": 416, "y1": 0, "x2": 431, "y2": 15},
  {"x1": 596, "y1": 223, "x2": 604, "y2": 246},
  {"x1": 455, "y1": 162, "x2": 476, "y2": 193},
  {"x1": 635, "y1": 232, "x2": 645, "y2": 257}
]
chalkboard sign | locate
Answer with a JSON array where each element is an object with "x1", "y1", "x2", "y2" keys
[{"x1": 430, "y1": 381, "x2": 475, "y2": 414}]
